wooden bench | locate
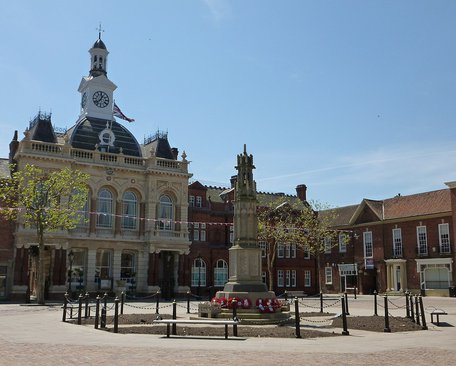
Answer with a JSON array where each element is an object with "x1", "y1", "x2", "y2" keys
[
  {"x1": 430, "y1": 310, "x2": 448, "y2": 326},
  {"x1": 153, "y1": 319, "x2": 240, "y2": 339}
]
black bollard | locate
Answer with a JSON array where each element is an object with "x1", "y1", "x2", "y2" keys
[
  {"x1": 410, "y1": 293, "x2": 415, "y2": 323},
  {"x1": 100, "y1": 306, "x2": 106, "y2": 328},
  {"x1": 62, "y1": 293, "x2": 68, "y2": 322},
  {"x1": 120, "y1": 292, "x2": 125, "y2": 315},
  {"x1": 114, "y1": 297, "x2": 119, "y2": 333},
  {"x1": 187, "y1": 291, "x2": 191, "y2": 314},
  {"x1": 341, "y1": 296, "x2": 349, "y2": 335},
  {"x1": 405, "y1": 292, "x2": 410, "y2": 318},
  {"x1": 320, "y1": 292, "x2": 323, "y2": 313},
  {"x1": 419, "y1": 296, "x2": 427, "y2": 330},
  {"x1": 77, "y1": 293, "x2": 83, "y2": 325},
  {"x1": 232, "y1": 299, "x2": 238, "y2": 337},
  {"x1": 344, "y1": 291, "x2": 350, "y2": 315},
  {"x1": 94, "y1": 295, "x2": 100, "y2": 329},
  {"x1": 172, "y1": 300, "x2": 177, "y2": 335},
  {"x1": 284, "y1": 290, "x2": 288, "y2": 302},
  {"x1": 415, "y1": 295, "x2": 420, "y2": 325},
  {"x1": 156, "y1": 291, "x2": 160, "y2": 314},
  {"x1": 383, "y1": 296, "x2": 391, "y2": 333},
  {"x1": 103, "y1": 292, "x2": 108, "y2": 313},
  {"x1": 84, "y1": 292, "x2": 89, "y2": 318},
  {"x1": 354, "y1": 287, "x2": 357, "y2": 300},
  {"x1": 373, "y1": 290, "x2": 378, "y2": 316},
  {"x1": 294, "y1": 297, "x2": 301, "y2": 338}
]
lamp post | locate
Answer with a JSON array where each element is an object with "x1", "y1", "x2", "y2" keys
[{"x1": 67, "y1": 250, "x2": 74, "y2": 293}]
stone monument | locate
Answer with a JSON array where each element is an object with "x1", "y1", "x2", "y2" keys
[{"x1": 216, "y1": 145, "x2": 275, "y2": 304}]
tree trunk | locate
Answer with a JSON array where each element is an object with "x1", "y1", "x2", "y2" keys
[{"x1": 36, "y1": 225, "x2": 46, "y2": 305}]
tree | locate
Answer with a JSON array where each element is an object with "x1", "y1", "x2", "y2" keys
[
  {"x1": 0, "y1": 164, "x2": 89, "y2": 304},
  {"x1": 257, "y1": 199, "x2": 340, "y2": 292}
]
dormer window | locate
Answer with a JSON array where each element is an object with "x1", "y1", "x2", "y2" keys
[{"x1": 99, "y1": 126, "x2": 115, "y2": 147}]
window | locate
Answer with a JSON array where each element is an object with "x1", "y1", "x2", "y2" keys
[
  {"x1": 285, "y1": 270, "x2": 291, "y2": 287},
  {"x1": 291, "y1": 270, "x2": 296, "y2": 287},
  {"x1": 304, "y1": 246, "x2": 310, "y2": 259},
  {"x1": 277, "y1": 270, "x2": 284, "y2": 287},
  {"x1": 96, "y1": 188, "x2": 113, "y2": 228},
  {"x1": 122, "y1": 191, "x2": 137, "y2": 229},
  {"x1": 262, "y1": 271, "x2": 267, "y2": 284},
  {"x1": 193, "y1": 223, "x2": 200, "y2": 241},
  {"x1": 417, "y1": 226, "x2": 428, "y2": 256},
  {"x1": 229, "y1": 225, "x2": 234, "y2": 244},
  {"x1": 69, "y1": 249, "x2": 86, "y2": 290},
  {"x1": 200, "y1": 223, "x2": 206, "y2": 242},
  {"x1": 95, "y1": 249, "x2": 112, "y2": 289},
  {"x1": 159, "y1": 195, "x2": 173, "y2": 230},
  {"x1": 439, "y1": 223, "x2": 451, "y2": 254},
  {"x1": 120, "y1": 251, "x2": 136, "y2": 288},
  {"x1": 339, "y1": 233, "x2": 347, "y2": 253},
  {"x1": 325, "y1": 267, "x2": 333, "y2": 285},
  {"x1": 189, "y1": 195, "x2": 195, "y2": 207},
  {"x1": 196, "y1": 196, "x2": 202, "y2": 208},
  {"x1": 259, "y1": 241, "x2": 267, "y2": 258},
  {"x1": 324, "y1": 237, "x2": 332, "y2": 254},
  {"x1": 191, "y1": 258, "x2": 206, "y2": 287},
  {"x1": 75, "y1": 191, "x2": 89, "y2": 227},
  {"x1": 277, "y1": 243, "x2": 285, "y2": 258},
  {"x1": 363, "y1": 231, "x2": 373, "y2": 258},
  {"x1": 285, "y1": 244, "x2": 291, "y2": 258},
  {"x1": 392, "y1": 228, "x2": 403, "y2": 257},
  {"x1": 290, "y1": 244, "x2": 297, "y2": 258},
  {"x1": 214, "y1": 259, "x2": 228, "y2": 287},
  {"x1": 304, "y1": 270, "x2": 311, "y2": 287}
]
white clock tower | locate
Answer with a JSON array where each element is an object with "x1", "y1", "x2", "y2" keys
[{"x1": 77, "y1": 31, "x2": 117, "y2": 121}]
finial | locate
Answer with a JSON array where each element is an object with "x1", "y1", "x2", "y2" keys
[
  {"x1": 97, "y1": 23, "x2": 105, "y2": 40},
  {"x1": 244, "y1": 144, "x2": 247, "y2": 154}
]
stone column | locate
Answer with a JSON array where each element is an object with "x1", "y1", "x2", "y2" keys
[{"x1": 86, "y1": 249, "x2": 97, "y2": 291}]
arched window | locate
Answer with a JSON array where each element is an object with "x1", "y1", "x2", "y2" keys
[
  {"x1": 97, "y1": 188, "x2": 113, "y2": 228},
  {"x1": 122, "y1": 191, "x2": 137, "y2": 229},
  {"x1": 214, "y1": 259, "x2": 228, "y2": 287},
  {"x1": 191, "y1": 258, "x2": 206, "y2": 287},
  {"x1": 159, "y1": 195, "x2": 173, "y2": 230}
]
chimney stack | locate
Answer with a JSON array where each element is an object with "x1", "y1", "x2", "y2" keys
[
  {"x1": 230, "y1": 175, "x2": 237, "y2": 188},
  {"x1": 171, "y1": 147, "x2": 178, "y2": 160},
  {"x1": 296, "y1": 184, "x2": 307, "y2": 202}
]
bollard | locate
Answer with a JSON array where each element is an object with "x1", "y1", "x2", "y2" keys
[
  {"x1": 344, "y1": 291, "x2": 350, "y2": 315},
  {"x1": 415, "y1": 295, "x2": 420, "y2": 325},
  {"x1": 156, "y1": 291, "x2": 160, "y2": 314},
  {"x1": 114, "y1": 297, "x2": 119, "y2": 333},
  {"x1": 103, "y1": 292, "x2": 108, "y2": 313},
  {"x1": 294, "y1": 297, "x2": 301, "y2": 338},
  {"x1": 77, "y1": 293, "x2": 83, "y2": 325},
  {"x1": 354, "y1": 287, "x2": 357, "y2": 300},
  {"x1": 419, "y1": 296, "x2": 427, "y2": 330},
  {"x1": 232, "y1": 299, "x2": 238, "y2": 337},
  {"x1": 62, "y1": 293, "x2": 68, "y2": 322},
  {"x1": 94, "y1": 295, "x2": 100, "y2": 329},
  {"x1": 320, "y1": 292, "x2": 323, "y2": 313},
  {"x1": 100, "y1": 306, "x2": 106, "y2": 328},
  {"x1": 187, "y1": 291, "x2": 191, "y2": 314},
  {"x1": 121, "y1": 292, "x2": 125, "y2": 315},
  {"x1": 341, "y1": 296, "x2": 349, "y2": 335},
  {"x1": 383, "y1": 296, "x2": 391, "y2": 333},
  {"x1": 284, "y1": 290, "x2": 288, "y2": 302},
  {"x1": 373, "y1": 290, "x2": 378, "y2": 316},
  {"x1": 84, "y1": 292, "x2": 89, "y2": 318},
  {"x1": 410, "y1": 293, "x2": 415, "y2": 323},
  {"x1": 405, "y1": 292, "x2": 410, "y2": 318},
  {"x1": 172, "y1": 300, "x2": 177, "y2": 335}
]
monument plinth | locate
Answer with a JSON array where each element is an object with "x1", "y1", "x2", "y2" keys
[{"x1": 216, "y1": 145, "x2": 275, "y2": 304}]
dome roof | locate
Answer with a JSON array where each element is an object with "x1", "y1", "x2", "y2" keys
[
  {"x1": 69, "y1": 117, "x2": 142, "y2": 157},
  {"x1": 92, "y1": 38, "x2": 107, "y2": 50}
]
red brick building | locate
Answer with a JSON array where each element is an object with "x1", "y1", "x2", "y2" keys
[{"x1": 320, "y1": 189, "x2": 455, "y2": 296}]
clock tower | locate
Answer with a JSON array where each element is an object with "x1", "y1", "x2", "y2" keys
[{"x1": 77, "y1": 32, "x2": 117, "y2": 121}]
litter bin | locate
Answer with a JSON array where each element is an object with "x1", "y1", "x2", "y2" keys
[{"x1": 449, "y1": 286, "x2": 456, "y2": 297}]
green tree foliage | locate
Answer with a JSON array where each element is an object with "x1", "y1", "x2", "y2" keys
[
  {"x1": 257, "y1": 199, "x2": 340, "y2": 291},
  {"x1": 0, "y1": 164, "x2": 89, "y2": 304}
]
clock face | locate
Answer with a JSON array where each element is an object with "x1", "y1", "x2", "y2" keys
[
  {"x1": 92, "y1": 91, "x2": 110, "y2": 108},
  {"x1": 81, "y1": 92, "x2": 87, "y2": 109}
]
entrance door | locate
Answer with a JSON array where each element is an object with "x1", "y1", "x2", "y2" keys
[{"x1": 160, "y1": 251, "x2": 175, "y2": 300}]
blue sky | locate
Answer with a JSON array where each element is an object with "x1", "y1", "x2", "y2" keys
[{"x1": 0, "y1": 1, "x2": 455, "y2": 207}]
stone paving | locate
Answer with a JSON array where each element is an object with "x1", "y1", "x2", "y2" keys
[{"x1": 0, "y1": 295, "x2": 455, "y2": 365}]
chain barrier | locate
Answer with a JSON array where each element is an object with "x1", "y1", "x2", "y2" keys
[
  {"x1": 123, "y1": 303, "x2": 157, "y2": 310},
  {"x1": 387, "y1": 298, "x2": 407, "y2": 309},
  {"x1": 176, "y1": 302, "x2": 199, "y2": 313},
  {"x1": 299, "y1": 313, "x2": 341, "y2": 324}
]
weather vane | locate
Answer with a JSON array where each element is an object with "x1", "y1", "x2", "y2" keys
[{"x1": 96, "y1": 23, "x2": 105, "y2": 39}]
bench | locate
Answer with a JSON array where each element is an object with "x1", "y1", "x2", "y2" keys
[
  {"x1": 430, "y1": 310, "x2": 448, "y2": 326},
  {"x1": 153, "y1": 319, "x2": 240, "y2": 339}
]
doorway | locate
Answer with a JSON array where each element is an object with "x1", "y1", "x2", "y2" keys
[{"x1": 159, "y1": 251, "x2": 176, "y2": 300}]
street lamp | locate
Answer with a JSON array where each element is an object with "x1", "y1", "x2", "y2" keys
[{"x1": 67, "y1": 250, "x2": 74, "y2": 293}]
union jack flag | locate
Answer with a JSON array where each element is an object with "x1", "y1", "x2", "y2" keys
[{"x1": 113, "y1": 102, "x2": 135, "y2": 122}]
